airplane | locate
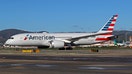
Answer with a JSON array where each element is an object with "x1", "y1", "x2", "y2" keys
[{"x1": 4, "y1": 14, "x2": 118, "y2": 49}]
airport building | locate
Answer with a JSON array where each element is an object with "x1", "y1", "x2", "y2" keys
[
  {"x1": 129, "y1": 36, "x2": 132, "y2": 48},
  {"x1": 130, "y1": 36, "x2": 132, "y2": 42}
]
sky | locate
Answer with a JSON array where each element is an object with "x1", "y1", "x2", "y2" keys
[{"x1": 0, "y1": 0, "x2": 131, "y2": 32}]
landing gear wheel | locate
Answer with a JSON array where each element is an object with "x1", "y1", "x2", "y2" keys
[{"x1": 59, "y1": 47, "x2": 73, "y2": 50}]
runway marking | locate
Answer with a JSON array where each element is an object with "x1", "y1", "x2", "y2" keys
[
  {"x1": 36, "y1": 64, "x2": 56, "y2": 67},
  {"x1": 79, "y1": 65, "x2": 132, "y2": 70},
  {"x1": 81, "y1": 65, "x2": 127, "y2": 67},
  {"x1": 0, "y1": 63, "x2": 57, "y2": 68},
  {"x1": 79, "y1": 66, "x2": 105, "y2": 70},
  {"x1": 10, "y1": 64, "x2": 23, "y2": 66}
]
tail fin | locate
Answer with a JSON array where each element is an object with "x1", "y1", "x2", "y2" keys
[
  {"x1": 95, "y1": 15, "x2": 118, "y2": 41},
  {"x1": 98, "y1": 14, "x2": 118, "y2": 34}
]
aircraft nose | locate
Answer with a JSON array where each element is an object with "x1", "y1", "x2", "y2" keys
[{"x1": 4, "y1": 39, "x2": 12, "y2": 45}]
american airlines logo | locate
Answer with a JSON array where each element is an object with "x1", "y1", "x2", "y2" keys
[
  {"x1": 24, "y1": 34, "x2": 55, "y2": 40},
  {"x1": 24, "y1": 34, "x2": 29, "y2": 40}
]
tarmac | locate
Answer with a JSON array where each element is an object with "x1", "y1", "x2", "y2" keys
[{"x1": 0, "y1": 48, "x2": 132, "y2": 74}]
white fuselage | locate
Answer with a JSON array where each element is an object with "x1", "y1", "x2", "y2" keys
[{"x1": 5, "y1": 32, "x2": 102, "y2": 47}]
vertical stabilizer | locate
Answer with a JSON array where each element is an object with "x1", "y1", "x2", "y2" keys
[
  {"x1": 96, "y1": 15, "x2": 118, "y2": 41},
  {"x1": 98, "y1": 14, "x2": 118, "y2": 34}
]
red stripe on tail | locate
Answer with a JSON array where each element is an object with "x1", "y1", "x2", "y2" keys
[
  {"x1": 110, "y1": 24, "x2": 114, "y2": 26},
  {"x1": 96, "y1": 38, "x2": 110, "y2": 41},
  {"x1": 107, "y1": 28, "x2": 113, "y2": 31}
]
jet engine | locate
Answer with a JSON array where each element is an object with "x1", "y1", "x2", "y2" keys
[{"x1": 49, "y1": 40, "x2": 65, "y2": 48}]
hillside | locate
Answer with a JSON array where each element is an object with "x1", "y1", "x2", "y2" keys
[
  {"x1": 0, "y1": 29, "x2": 132, "y2": 44},
  {"x1": 113, "y1": 30, "x2": 132, "y2": 42}
]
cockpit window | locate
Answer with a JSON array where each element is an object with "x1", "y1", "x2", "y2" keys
[{"x1": 10, "y1": 37, "x2": 14, "y2": 39}]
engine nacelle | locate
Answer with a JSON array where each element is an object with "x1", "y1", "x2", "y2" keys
[{"x1": 50, "y1": 40, "x2": 65, "y2": 48}]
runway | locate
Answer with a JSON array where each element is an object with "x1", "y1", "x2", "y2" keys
[{"x1": 0, "y1": 49, "x2": 132, "y2": 74}]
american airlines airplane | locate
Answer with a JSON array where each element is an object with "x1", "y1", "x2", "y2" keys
[{"x1": 5, "y1": 15, "x2": 118, "y2": 49}]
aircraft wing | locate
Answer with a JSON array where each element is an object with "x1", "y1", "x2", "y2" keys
[{"x1": 66, "y1": 32, "x2": 112, "y2": 42}]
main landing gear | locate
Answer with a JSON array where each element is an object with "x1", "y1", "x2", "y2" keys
[{"x1": 59, "y1": 47, "x2": 73, "y2": 50}]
